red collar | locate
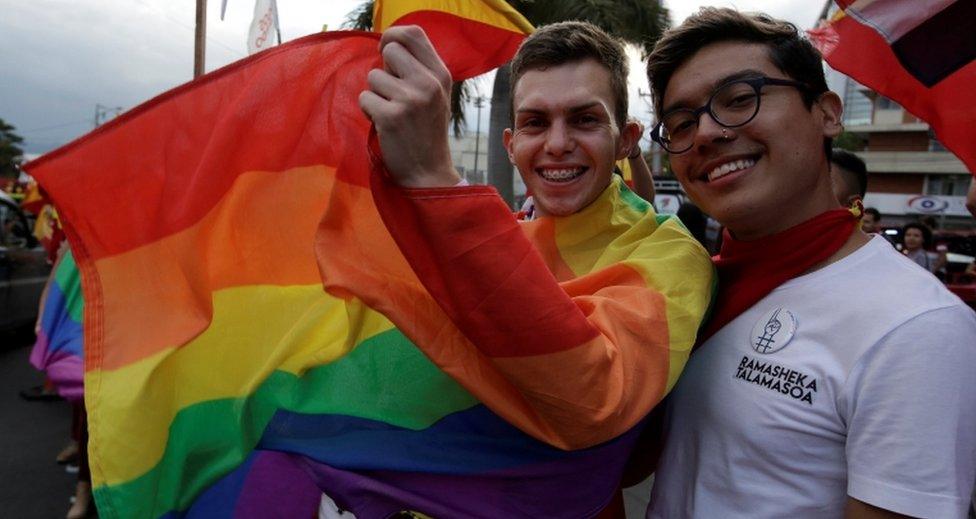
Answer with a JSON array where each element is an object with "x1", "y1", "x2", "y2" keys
[{"x1": 700, "y1": 208, "x2": 859, "y2": 341}]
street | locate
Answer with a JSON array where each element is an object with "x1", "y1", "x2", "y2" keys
[{"x1": 0, "y1": 333, "x2": 80, "y2": 517}]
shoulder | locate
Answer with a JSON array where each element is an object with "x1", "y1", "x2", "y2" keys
[
  {"x1": 775, "y1": 237, "x2": 969, "y2": 352},
  {"x1": 840, "y1": 237, "x2": 960, "y2": 313},
  {"x1": 841, "y1": 304, "x2": 976, "y2": 517}
]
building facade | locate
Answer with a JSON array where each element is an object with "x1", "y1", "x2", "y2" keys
[
  {"x1": 820, "y1": 1, "x2": 973, "y2": 230},
  {"x1": 833, "y1": 72, "x2": 972, "y2": 230},
  {"x1": 448, "y1": 131, "x2": 526, "y2": 202}
]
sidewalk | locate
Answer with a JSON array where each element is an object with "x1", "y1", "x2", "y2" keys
[{"x1": 0, "y1": 339, "x2": 79, "y2": 517}]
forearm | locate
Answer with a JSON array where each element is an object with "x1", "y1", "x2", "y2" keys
[
  {"x1": 628, "y1": 150, "x2": 655, "y2": 202},
  {"x1": 845, "y1": 497, "x2": 915, "y2": 519},
  {"x1": 368, "y1": 175, "x2": 711, "y2": 448}
]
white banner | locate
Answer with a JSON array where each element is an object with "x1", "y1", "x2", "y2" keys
[{"x1": 247, "y1": 0, "x2": 278, "y2": 55}]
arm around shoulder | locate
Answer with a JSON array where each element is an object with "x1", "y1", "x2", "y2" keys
[{"x1": 369, "y1": 178, "x2": 715, "y2": 449}]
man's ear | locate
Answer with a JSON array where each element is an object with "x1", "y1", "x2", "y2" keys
[
  {"x1": 503, "y1": 128, "x2": 516, "y2": 164},
  {"x1": 616, "y1": 119, "x2": 643, "y2": 160},
  {"x1": 817, "y1": 91, "x2": 844, "y2": 138}
]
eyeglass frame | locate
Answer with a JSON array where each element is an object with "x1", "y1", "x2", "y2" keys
[{"x1": 650, "y1": 76, "x2": 812, "y2": 154}]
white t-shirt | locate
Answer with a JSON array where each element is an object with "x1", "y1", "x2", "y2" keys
[{"x1": 648, "y1": 236, "x2": 976, "y2": 519}]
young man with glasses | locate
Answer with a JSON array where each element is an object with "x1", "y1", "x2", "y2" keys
[{"x1": 644, "y1": 8, "x2": 976, "y2": 519}]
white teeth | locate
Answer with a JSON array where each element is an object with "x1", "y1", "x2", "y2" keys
[
  {"x1": 538, "y1": 168, "x2": 585, "y2": 182},
  {"x1": 707, "y1": 158, "x2": 756, "y2": 182}
]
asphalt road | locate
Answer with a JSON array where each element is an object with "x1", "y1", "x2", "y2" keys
[{"x1": 0, "y1": 332, "x2": 81, "y2": 518}]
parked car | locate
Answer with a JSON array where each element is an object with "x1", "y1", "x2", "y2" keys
[{"x1": 0, "y1": 190, "x2": 51, "y2": 334}]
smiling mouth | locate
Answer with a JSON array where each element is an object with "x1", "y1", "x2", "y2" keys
[
  {"x1": 707, "y1": 157, "x2": 757, "y2": 182},
  {"x1": 537, "y1": 167, "x2": 587, "y2": 183}
]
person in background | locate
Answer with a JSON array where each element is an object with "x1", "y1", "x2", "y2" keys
[
  {"x1": 901, "y1": 222, "x2": 947, "y2": 275},
  {"x1": 860, "y1": 207, "x2": 894, "y2": 244},
  {"x1": 676, "y1": 202, "x2": 709, "y2": 249},
  {"x1": 860, "y1": 207, "x2": 882, "y2": 234},
  {"x1": 963, "y1": 260, "x2": 976, "y2": 281},
  {"x1": 966, "y1": 177, "x2": 976, "y2": 218},
  {"x1": 829, "y1": 148, "x2": 866, "y2": 208}
]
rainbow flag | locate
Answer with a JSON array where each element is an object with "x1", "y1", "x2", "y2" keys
[
  {"x1": 373, "y1": 0, "x2": 534, "y2": 80},
  {"x1": 29, "y1": 249, "x2": 84, "y2": 401},
  {"x1": 20, "y1": 181, "x2": 47, "y2": 215},
  {"x1": 25, "y1": 3, "x2": 714, "y2": 517}
]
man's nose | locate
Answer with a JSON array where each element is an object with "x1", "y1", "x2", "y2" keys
[
  {"x1": 692, "y1": 112, "x2": 731, "y2": 149},
  {"x1": 544, "y1": 120, "x2": 575, "y2": 155}
]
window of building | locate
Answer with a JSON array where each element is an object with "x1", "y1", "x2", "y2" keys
[
  {"x1": 877, "y1": 96, "x2": 900, "y2": 110},
  {"x1": 842, "y1": 79, "x2": 872, "y2": 125},
  {"x1": 926, "y1": 175, "x2": 970, "y2": 196}
]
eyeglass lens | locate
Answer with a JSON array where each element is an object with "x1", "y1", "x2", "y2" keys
[{"x1": 659, "y1": 80, "x2": 761, "y2": 153}]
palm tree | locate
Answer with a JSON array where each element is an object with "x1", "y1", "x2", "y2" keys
[{"x1": 344, "y1": 1, "x2": 670, "y2": 207}]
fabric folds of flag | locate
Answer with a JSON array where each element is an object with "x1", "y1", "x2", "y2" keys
[
  {"x1": 809, "y1": 0, "x2": 976, "y2": 174},
  {"x1": 20, "y1": 182, "x2": 47, "y2": 215},
  {"x1": 373, "y1": 0, "x2": 533, "y2": 80},
  {"x1": 29, "y1": 249, "x2": 84, "y2": 401},
  {"x1": 25, "y1": 3, "x2": 712, "y2": 518},
  {"x1": 321, "y1": 171, "x2": 713, "y2": 448}
]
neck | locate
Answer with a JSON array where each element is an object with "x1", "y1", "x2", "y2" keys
[
  {"x1": 729, "y1": 187, "x2": 840, "y2": 241},
  {"x1": 728, "y1": 205, "x2": 838, "y2": 242},
  {"x1": 725, "y1": 206, "x2": 871, "y2": 273}
]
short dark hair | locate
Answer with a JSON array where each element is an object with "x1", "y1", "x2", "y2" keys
[
  {"x1": 646, "y1": 8, "x2": 832, "y2": 156},
  {"x1": 510, "y1": 21, "x2": 629, "y2": 128},
  {"x1": 831, "y1": 149, "x2": 868, "y2": 199},
  {"x1": 902, "y1": 222, "x2": 933, "y2": 248},
  {"x1": 863, "y1": 207, "x2": 881, "y2": 220}
]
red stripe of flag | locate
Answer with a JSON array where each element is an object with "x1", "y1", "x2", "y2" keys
[{"x1": 810, "y1": 2, "x2": 976, "y2": 175}]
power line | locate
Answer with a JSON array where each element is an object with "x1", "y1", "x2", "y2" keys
[
  {"x1": 21, "y1": 120, "x2": 91, "y2": 134},
  {"x1": 132, "y1": 0, "x2": 247, "y2": 59}
]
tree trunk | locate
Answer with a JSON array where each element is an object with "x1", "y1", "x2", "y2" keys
[{"x1": 487, "y1": 63, "x2": 515, "y2": 208}]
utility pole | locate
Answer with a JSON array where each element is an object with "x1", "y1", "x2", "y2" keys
[
  {"x1": 472, "y1": 96, "x2": 486, "y2": 183},
  {"x1": 638, "y1": 88, "x2": 663, "y2": 176},
  {"x1": 94, "y1": 104, "x2": 123, "y2": 128},
  {"x1": 194, "y1": 0, "x2": 207, "y2": 78}
]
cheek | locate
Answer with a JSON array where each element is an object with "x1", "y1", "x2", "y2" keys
[
  {"x1": 668, "y1": 154, "x2": 690, "y2": 176},
  {"x1": 510, "y1": 139, "x2": 536, "y2": 164}
]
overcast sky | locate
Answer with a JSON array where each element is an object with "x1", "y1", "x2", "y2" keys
[{"x1": 1, "y1": 0, "x2": 825, "y2": 155}]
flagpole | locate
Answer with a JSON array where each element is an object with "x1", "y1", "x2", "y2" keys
[{"x1": 194, "y1": 0, "x2": 207, "y2": 78}]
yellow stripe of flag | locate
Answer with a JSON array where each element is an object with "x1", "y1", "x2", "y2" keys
[{"x1": 373, "y1": 0, "x2": 534, "y2": 35}]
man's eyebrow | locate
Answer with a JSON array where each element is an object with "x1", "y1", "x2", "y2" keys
[
  {"x1": 661, "y1": 69, "x2": 767, "y2": 115},
  {"x1": 515, "y1": 102, "x2": 603, "y2": 116},
  {"x1": 567, "y1": 102, "x2": 602, "y2": 114}
]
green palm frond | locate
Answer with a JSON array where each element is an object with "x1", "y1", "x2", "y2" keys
[
  {"x1": 343, "y1": 1, "x2": 375, "y2": 30},
  {"x1": 509, "y1": 0, "x2": 670, "y2": 56}
]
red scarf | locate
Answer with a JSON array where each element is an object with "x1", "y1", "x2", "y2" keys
[
  {"x1": 700, "y1": 207, "x2": 860, "y2": 341},
  {"x1": 620, "y1": 207, "x2": 861, "y2": 492}
]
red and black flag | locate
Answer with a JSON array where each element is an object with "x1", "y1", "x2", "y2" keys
[{"x1": 809, "y1": 0, "x2": 976, "y2": 175}]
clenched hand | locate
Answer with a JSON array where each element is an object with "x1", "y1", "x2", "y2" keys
[{"x1": 359, "y1": 26, "x2": 461, "y2": 188}]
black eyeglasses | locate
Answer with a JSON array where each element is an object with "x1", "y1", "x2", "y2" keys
[{"x1": 650, "y1": 76, "x2": 810, "y2": 154}]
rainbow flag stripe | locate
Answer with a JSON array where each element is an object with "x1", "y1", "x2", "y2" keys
[
  {"x1": 29, "y1": 249, "x2": 84, "y2": 401},
  {"x1": 373, "y1": 0, "x2": 534, "y2": 80},
  {"x1": 25, "y1": 3, "x2": 714, "y2": 517}
]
